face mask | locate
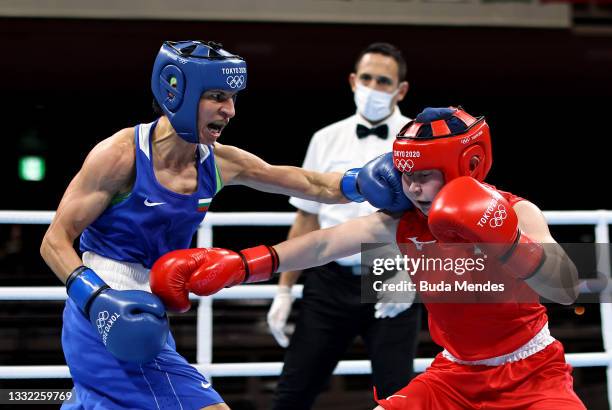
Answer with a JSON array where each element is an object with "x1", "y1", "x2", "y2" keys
[{"x1": 353, "y1": 83, "x2": 398, "y2": 122}]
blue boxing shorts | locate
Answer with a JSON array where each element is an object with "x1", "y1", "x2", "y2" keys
[{"x1": 61, "y1": 297, "x2": 224, "y2": 410}]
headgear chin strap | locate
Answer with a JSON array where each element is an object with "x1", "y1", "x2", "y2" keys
[
  {"x1": 151, "y1": 40, "x2": 247, "y2": 143},
  {"x1": 393, "y1": 107, "x2": 492, "y2": 182}
]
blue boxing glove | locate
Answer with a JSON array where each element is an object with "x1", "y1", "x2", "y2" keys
[
  {"x1": 341, "y1": 152, "x2": 413, "y2": 213},
  {"x1": 66, "y1": 266, "x2": 169, "y2": 363}
]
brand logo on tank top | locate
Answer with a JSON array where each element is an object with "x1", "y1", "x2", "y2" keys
[{"x1": 144, "y1": 198, "x2": 165, "y2": 207}]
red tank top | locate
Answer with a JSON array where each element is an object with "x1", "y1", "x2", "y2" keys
[{"x1": 396, "y1": 184, "x2": 548, "y2": 361}]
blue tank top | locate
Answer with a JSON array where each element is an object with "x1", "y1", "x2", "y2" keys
[{"x1": 80, "y1": 121, "x2": 221, "y2": 268}]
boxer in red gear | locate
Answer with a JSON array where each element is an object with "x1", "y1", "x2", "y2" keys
[
  {"x1": 373, "y1": 176, "x2": 581, "y2": 410},
  {"x1": 151, "y1": 107, "x2": 585, "y2": 409}
]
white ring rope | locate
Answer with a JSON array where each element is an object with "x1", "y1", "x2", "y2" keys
[
  {"x1": 2, "y1": 352, "x2": 612, "y2": 379},
  {"x1": 0, "y1": 210, "x2": 611, "y2": 403}
]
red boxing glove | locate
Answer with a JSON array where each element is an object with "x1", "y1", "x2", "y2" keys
[
  {"x1": 428, "y1": 176, "x2": 545, "y2": 279},
  {"x1": 150, "y1": 245, "x2": 279, "y2": 312}
]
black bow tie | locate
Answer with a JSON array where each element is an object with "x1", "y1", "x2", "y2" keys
[{"x1": 356, "y1": 124, "x2": 388, "y2": 139}]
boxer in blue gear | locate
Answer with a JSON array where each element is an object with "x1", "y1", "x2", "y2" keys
[{"x1": 41, "y1": 40, "x2": 349, "y2": 410}]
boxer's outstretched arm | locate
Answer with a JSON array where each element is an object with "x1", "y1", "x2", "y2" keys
[
  {"x1": 150, "y1": 211, "x2": 398, "y2": 307},
  {"x1": 214, "y1": 143, "x2": 348, "y2": 203},
  {"x1": 273, "y1": 211, "x2": 398, "y2": 272},
  {"x1": 40, "y1": 128, "x2": 135, "y2": 282}
]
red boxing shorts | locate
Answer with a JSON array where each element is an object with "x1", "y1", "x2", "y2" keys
[{"x1": 375, "y1": 341, "x2": 585, "y2": 410}]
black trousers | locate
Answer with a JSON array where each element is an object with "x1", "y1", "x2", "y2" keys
[{"x1": 272, "y1": 263, "x2": 421, "y2": 410}]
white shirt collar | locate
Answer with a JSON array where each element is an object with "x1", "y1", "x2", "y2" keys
[{"x1": 354, "y1": 105, "x2": 403, "y2": 128}]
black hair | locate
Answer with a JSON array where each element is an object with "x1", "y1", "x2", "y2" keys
[
  {"x1": 354, "y1": 42, "x2": 407, "y2": 82},
  {"x1": 152, "y1": 97, "x2": 164, "y2": 116}
]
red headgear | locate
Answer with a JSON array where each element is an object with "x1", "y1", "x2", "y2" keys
[{"x1": 392, "y1": 107, "x2": 492, "y2": 182}]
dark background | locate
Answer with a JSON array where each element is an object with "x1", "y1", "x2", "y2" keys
[
  {"x1": 2, "y1": 18, "x2": 611, "y2": 214},
  {"x1": 1, "y1": 17, "x2": 611, "y2": 409}
]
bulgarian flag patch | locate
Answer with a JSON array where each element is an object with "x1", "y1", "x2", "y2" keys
[{"x1": 197, "y1": 198, "x2": 212, "y2": 212}]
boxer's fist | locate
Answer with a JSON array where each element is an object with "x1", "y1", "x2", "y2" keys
[
  {"x1": 66, "y1": 267, "x2": 168, "y2": 364},
  {"x1": 428, "y1": 176, "x2": 544, "y2": 279},
  {"x1": 340, "y1": 153, "x2": 413, "y2": 213},
  {"x1": 428, "y1": 176, "x2": 519, "y2": 245},
  {"x1": 359, "y1": 152, "x2": 414, "y2": 213},
  {"x1": 150, "y1": 248, "x2": 241, "y2": 313},
  {"x1": 150, "y1": 245, "x2": 278, "y2": 312},
  {"x1": 88, "y1": 289, "x2": 168, "y2": 363}
]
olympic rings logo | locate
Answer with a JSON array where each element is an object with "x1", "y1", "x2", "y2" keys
[
  {"x1": 226, "y1": 75, "x2": 245, "y2": 89},
  {"x1": 489, "y1": 204, "x2": 507, "y2": 228},
  {"x1": 394, "y1": 159, "x2": 414, "y2": 173},
  {"x1": 96, "y1": 311, "x2": 109, "y2": 334}
]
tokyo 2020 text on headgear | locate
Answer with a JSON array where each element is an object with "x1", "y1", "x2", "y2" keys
[
  {"x1": 392, "y1": 107, "x2": 492, "y2": 182},
  {"x1": 151, "y1": 40, "x2": 247, "y2": 143}
]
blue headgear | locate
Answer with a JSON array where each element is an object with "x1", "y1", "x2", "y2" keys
[{"x1": 151, "y1": 40, "x2": 247, "y2": 143}]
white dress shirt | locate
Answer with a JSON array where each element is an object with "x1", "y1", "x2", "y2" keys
[{"x1": 290, "y1": 107, "x2": 411, "y2": 266}]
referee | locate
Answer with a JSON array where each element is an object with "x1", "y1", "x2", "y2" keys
[{"x1": 267, "y1": 42, "x2": 421, "y2": 410}]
